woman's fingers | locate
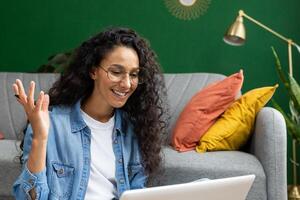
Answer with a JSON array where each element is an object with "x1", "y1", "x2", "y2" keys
[
  {"x1": 12, "y1": 83, "x2": 19, "y2": 97},
  {"x1": 13, "y1": 79, "x2": 49, "y2": 112},
  {"x1": 27, "y1": 81, "x2": 35, "y2": 108},
  {"x1": 42, "y1": 94, "x2": 50, "y2": 112},
  {"x1": 35, "y1": 91, "x2": 44, "y2": 111},
  {"x1": 15, "y1": 79, "x2": 27, "y2": 103}
]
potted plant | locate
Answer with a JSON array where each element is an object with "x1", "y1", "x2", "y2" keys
[
  {"x1": 37, "y1": 50, "x2": 74, "y2": 73},
  {"x1": 271, "y1": 47, "x2": 300, "y2": 199}
]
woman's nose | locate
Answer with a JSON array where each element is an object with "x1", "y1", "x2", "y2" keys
[{"x1": 119, "y1": 74, "x2": 131, "y2": 88}]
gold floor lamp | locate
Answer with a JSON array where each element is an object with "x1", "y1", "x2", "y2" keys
[{"x1": 223, "y1": 9, "x2": 300, "y2": 199}]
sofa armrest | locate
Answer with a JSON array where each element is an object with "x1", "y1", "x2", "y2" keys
[{"x1": 250, "y1": 107, "x2": 287, "y2": 200}]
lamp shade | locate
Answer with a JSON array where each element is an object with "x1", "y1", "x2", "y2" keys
[{"x1": 223, "y1": 15, "x2": 246, "y2": 46}]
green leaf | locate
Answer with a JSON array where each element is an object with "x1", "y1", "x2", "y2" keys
[
  {"x1": 271, "y1": 46, "x2": 300, "y2": 137},
  {"x1": 289, "y1": 74, "x2": 300, "y2": 113},
  {"x1": 272, "y1": 100, "x2": 300, "y2": 142},
  {"x1": 271, "y1": 47, "x2": 289, "y2": 89},
  {"x1": 290, "y1": 100, "x2": 300, "y2": 125},
  {"x1": 271, "y1": 47, "x2": 298, "y2": 106}
]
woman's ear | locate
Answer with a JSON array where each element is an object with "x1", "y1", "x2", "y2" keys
[{"x1": 90, "y1": 67, "x2": 97, "y2": 80}]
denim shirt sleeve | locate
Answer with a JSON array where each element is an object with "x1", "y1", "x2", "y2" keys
[{"x1": 12, "y1": 124, "x2": 49, "y2": 200}]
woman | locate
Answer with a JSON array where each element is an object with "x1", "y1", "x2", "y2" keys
[{"x1": 12, "y1": 27, "x2": 168, "y2": 200}]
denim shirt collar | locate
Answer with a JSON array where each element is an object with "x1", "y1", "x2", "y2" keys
[{"x1": 70, "y1": 99, "x2": 125, "y2": 134}]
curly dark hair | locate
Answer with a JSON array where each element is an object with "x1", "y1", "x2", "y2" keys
[{"x1": 48, "y1": 27, "x2": 169, "y2": 177}]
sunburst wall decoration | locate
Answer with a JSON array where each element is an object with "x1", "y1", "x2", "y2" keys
[{"x1": 164, "y1": 0, "x2": 211, "y2": 20}]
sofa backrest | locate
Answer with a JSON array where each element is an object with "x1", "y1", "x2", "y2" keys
[{"x1": 0, "y1": 72, "x2": 226, "y2": 140}]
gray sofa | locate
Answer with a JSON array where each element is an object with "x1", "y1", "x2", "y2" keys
[{"x1": 0, "y1": 72, "x2": 287, "y2": 199}]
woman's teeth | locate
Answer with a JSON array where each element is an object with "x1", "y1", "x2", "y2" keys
[{"x1": 113, "y1": 90, "x2": 127, "y2": 96}]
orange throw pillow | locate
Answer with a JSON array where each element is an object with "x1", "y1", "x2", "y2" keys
[
  {"x1": 171, "y1": 70, "x2": 244, "y2": 152},
  {"x1": 0, "y1": 131, "x2": 4, "y2": 140}
]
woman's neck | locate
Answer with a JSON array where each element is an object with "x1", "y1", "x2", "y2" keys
[{"x1": 81, "y1": 97, "x2": 114, "y2": 123}]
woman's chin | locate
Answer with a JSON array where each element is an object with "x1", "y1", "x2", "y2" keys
[{"x1": 110, "y1": 99, "x2": 128, "y2": 108}]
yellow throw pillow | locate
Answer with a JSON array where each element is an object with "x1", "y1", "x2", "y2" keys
[{"x1": 196, "y1": 84, "x2": 278, "y2": 153}]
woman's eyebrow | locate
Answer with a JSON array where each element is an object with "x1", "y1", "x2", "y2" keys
[
  {"x1": 110, "y1": 64, "x2": 124, "y2": 68},
  {"x1": 110, "y1": 64, "x2": 140, "y2": 71}
]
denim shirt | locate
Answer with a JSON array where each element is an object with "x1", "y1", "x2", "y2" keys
[{"x1": 12, "y1": 100, "x2": 147, "y2": 200}]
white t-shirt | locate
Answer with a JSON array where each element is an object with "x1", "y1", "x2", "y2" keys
[{"x1": 81, "y1": 109, "x2": 117, "y2": 200}]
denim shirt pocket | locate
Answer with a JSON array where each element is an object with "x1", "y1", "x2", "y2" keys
[
  {"x1": 50, "y1": 162, "x2": 75, "y2": 199},
  {"x1": 128, "y1": 163, "x2": 146, "y2": 189}
]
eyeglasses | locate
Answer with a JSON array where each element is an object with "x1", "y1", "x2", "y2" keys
[{"x1": 99, "y1": 65, "x2": 146, "y2": 85}]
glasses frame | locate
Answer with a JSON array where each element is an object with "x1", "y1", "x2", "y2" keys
[{"x1": 98, "y1": 65, "x2": 146, "y2": 85}]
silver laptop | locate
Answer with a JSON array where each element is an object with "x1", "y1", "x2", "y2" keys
[{"x1": 120, "y1": 174, "x2": 255, "y2": 200}]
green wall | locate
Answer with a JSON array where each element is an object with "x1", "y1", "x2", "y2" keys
[{"x1": 1, "y1": 0, "x2": 300, "y2": 184}]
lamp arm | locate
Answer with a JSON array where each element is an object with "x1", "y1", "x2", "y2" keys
[
  {"x1": 239, "y1": 10, "x2": 299, "y2": 75},
  {"x1": 239, "y1": 10, "x2": 298, "y2": 47}
]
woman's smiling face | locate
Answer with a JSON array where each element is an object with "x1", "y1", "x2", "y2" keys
[{"x1": 90, "y1": 45, "x2": 140, "y2": 109}]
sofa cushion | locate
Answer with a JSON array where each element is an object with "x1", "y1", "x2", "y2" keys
[
  {"x1": 153, "y1": 147, "x2": 267, "y2": 200},
  {"x1": 171, "y1": 70, "x2": 243, "y2": 152},
  {"x1": 196, "y1": 85, "x2": 278, "y2": 152},
  {"x1": 0, "y1": 140, "x2": 22, "y2": 197}
]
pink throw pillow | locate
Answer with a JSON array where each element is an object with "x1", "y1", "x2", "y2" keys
[{"x1": 171, "y1": 70, "x2": 244, "y2": 152}]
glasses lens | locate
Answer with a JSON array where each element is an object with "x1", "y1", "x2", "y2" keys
[{"x1": 107, "y1": 69, "x2": 123, "y2": 82}]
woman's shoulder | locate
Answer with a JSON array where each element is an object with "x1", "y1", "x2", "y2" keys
[
  {"x1": 49, "y1": 105, "x2": 72, "y2": 115},
  {"x1": 48, "y1": 105, "x2": 74, "y2": 127}
]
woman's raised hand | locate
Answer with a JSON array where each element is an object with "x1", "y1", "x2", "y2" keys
[{"x1": 12, "y1": 79, "x2": 50, "y2": 141}]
